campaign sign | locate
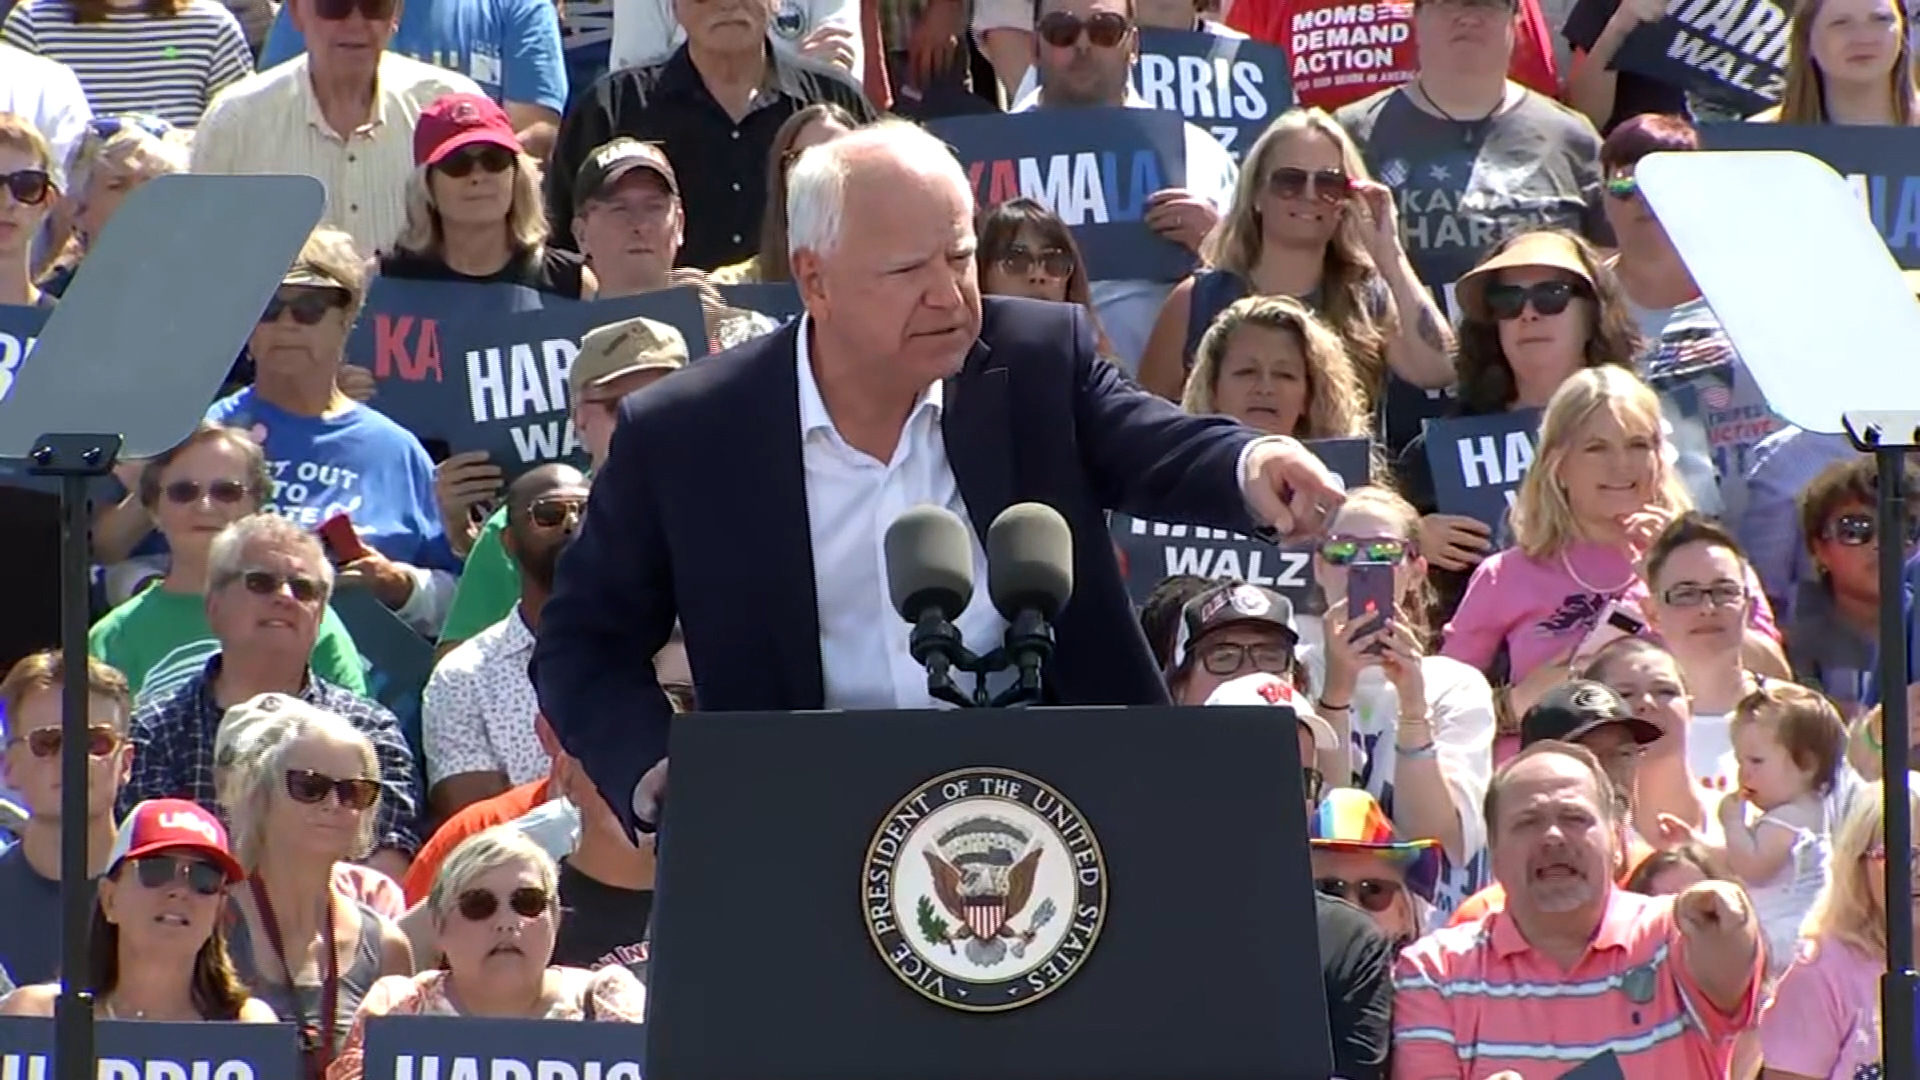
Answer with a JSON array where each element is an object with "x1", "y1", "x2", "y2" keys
[
  {"x1": 1698, "y1": 123, "x2": 1920, "y2": 267},
  {"x1": 1602, "y1": 0, "x2": 1787, "y2": 114},
  {"x1": 1277, "y1": 0, "x2": 1416, "y2": 110},
  {"x1": 0, "y1": 1016, "x2": 301, "y2": 1078},
  {"x1": 716, "y1": 282, "x2": 803, "y2": 324},
  {"x1": 0, "y1": 303, "x2": 46, "y2": 407},
  {"x1": 362, "y1": 1015, "x2": 644, "y2": 1080},
  {"x1": 1423, "y1": 409, "x2": 1542, "y2": 532},
  {"x1": 930, "y1": 107, "x2": 1194, "y2": 282},
  {"x1": 1135, "y1": 28, "x2": 1293, "y2": 161},
  {"x1": 1111, "y1": 436, "x2": 1370, "y2": 609}
]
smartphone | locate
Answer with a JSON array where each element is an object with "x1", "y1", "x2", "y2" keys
[
  {"x1": 1346, "y1": 560, "x2": 1396, "y2": 654},
  {"x1": 1575, "y1": 600, "x2": 1647, "y2": 661},
  {"x1": 317, "y1": 512, "x2": 372, "y2": 564}
]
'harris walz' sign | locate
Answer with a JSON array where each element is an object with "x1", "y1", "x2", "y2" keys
[
  {"x1": 1422, "y1": 410, "x2": 1541, "y2": 533},
  {"x1": 362, "y1": 1015, "x2": 644, "y2": 1080},
  {"x1": 0, "y1": 1017, "x2": 300, "y2": 1078},
  {"x1": 1136, "y1": 29, "x2": 1294, "y2": 162},
  {"x1": 0, "y1": 303, "x2": 45, "y2": 407},
  {"x1": 1111, "y1": 437, "x2": 1370, "y2": 610},
  {"x1": 1699, "y1": 123, "x2": 1920, "y2": 267},
  {"x1": 1604, "y1": 0, "x2": 1786, "y2": 114}
]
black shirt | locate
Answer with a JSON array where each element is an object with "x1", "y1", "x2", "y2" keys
[
  {"x1": 377, "y1": 246, "x2": 588, "y2": 300},
  {"x1": 551, "y1": 859, "x2": 654, "y2": 984},
  {"x1": 545, "y1": 44, "x2": 878, "y2": 270},
  {"x1": 1315, "y1": 892, "x2": 1394, "y2": 1080},
  {"x1": 1561, "y1": 0, "x2": 1690, "y2": 134}
]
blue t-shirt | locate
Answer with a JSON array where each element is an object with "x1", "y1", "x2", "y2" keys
[
  {"x1": 260, "y1": 0, "x2": 567, "y2": 112},
  {"x1": 206, "y1": 390, "x2": 459, "y2": 573}
]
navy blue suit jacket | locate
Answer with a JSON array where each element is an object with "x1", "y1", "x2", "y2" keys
[{"x1": 532, "y1": 297, "x2": 1266, "y2": 832}]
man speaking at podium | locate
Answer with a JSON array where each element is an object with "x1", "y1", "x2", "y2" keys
[{"x1": 532, "y1": 119, "x2": 1348, "y2": 836}]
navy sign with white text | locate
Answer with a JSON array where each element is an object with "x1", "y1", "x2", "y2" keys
[
  {"x1": 1698, "y1": 123, "x2": 1920, "y2": 266},
  {"x1": 1594, "y1": 0, "x2": 1786, "y2": 114},
  {"x1": 0, "y1": 1017, "x2": 301, "y2": 1079},
  {"x1": 1111, "y1": 436, "x2": 1371, "y2": 610},
  {"x1": 0, "y1": 302, "x2": 48, "y2": 408},
  {"x1": 1135, "y1": 29, "x2": 1293, "y2": 162},
  {"x1": 362, "y1": 1015, "x2": 645, "y2": 1080},
  {"x1": 716, "y1": 282, "x2": 804, "y2": 325},
  {"x1": 930, "y1": 107, "x2": 1193, "y2": 282},
  {"x1": 1422, "y1": 410, "x2": 1542, "y2": 533}
]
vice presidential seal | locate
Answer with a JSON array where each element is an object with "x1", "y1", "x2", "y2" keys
[{"x1": 862, "y1": 767, "x2": 1107, "y2": 1012}]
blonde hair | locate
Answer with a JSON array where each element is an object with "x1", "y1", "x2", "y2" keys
[
  {"x1": 1800, "y1": 779, "x2": 1913, "y2": 960},
  {"x1": 0, "y1": 113, "x2": 55, "y2": 178},
  {"x1": 428, "y1": 826, "x2": 559, "y2": 920},
  {"x1": 215, "y1": 697, "x2": 381, "y2": 870},
  {"x1": 1770, "y1": 0, "x2": 1919, "y2": 124},
  {"x1": 1327, "y1": 485, "x2": 1437, "y2": 650},
  {"x1": 1183, "y1": 295, "x2": 1368, "y2": 440},
  {"x1": 1509, "y1": 367, "x2": 1691, "y2": 558},
  {"x1": 1200, "y1": 108, "x2": 1389, "y2": 402},
  {"x1": 71, "y1": 127, "x2": 188, "y2": 206},
  {"x1": 393, "y1": 154, "x2": 549, "y2": 258}
]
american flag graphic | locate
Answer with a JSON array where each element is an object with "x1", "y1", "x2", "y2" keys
[
  {"x1": 1698, "y1": 376, "x2": 1734, "y2": 411},
  {"x1": 965, "y1": 900, "x2": 1005, "y2": 940}
]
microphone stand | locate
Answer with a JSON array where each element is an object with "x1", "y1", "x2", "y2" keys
[
  {"x1": 909, "y1": 611, "x2": 982, "y2": 709},
  {"x1": 989, "y1": 609, "x2": 1054, "y2": 709},
  {"x1": 910, "y1": 610, "x2": 1057, "y2": 709}
]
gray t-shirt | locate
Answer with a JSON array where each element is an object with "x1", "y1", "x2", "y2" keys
[{"x1": 0, "y1": 842, "x2": 84, "y2": 987}]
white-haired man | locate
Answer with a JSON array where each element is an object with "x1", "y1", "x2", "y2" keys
[{"x1": 534, "y1": 119, "x2": 1349, "y2": 837}]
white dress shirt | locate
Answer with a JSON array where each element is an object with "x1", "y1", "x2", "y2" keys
[{"x1": 797, "y1": 317, "x2": 1010, "y2": 710}]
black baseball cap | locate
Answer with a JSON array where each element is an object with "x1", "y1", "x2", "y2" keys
[{"x1": 1521, "y1": 680, "x2": 1663, "y2": 747}]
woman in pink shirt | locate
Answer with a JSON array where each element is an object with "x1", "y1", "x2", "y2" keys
[{"x1": 1759, "y1": 779, "x2": 1916, "y2": 1080}]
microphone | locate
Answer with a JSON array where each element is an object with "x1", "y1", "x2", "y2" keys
[
  {"x1": 985, "y1": 503, "x2": 1074, "y2": 708},
  {"x1": 884, "y1": 506, "x2": 978, "y2": 709}
]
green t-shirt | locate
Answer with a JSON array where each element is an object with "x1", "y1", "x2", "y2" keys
[
  {"x1": 438, "y1": 506, "x2": 518, "y2": 648},
  {"x1": 89, "y1": 583, "x2": 370, "y2": 701}
]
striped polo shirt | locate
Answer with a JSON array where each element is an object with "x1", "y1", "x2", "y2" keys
[
  {"x1": 0, "y1": 0, "x2": 252, "y2": 127},
  {"x1": 1393, "y1": 888, "x2": 1761, "y2": 1079}
]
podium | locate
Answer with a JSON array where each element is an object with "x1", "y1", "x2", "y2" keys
[{"x1": 644, "y1": 705, "x2": 1332, "y2": 1080}]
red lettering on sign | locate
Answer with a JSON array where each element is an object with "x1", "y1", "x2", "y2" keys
[
  {"x1": 987, "y1": 159, "x2": 1019, "y2": 208},
  {"x1": 372, "y1": 314, "x2": 444, "y2": 383}
]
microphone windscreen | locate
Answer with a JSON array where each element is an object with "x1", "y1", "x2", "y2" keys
[
  {"x1": 986, "y1": 502, "x2": 1074, "y2": 621},
  {"x1": 884, "y1": 505, "x2": 975, "y2": 622}
]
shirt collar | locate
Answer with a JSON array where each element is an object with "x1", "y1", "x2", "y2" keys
[
  {"x1": 1489, "y1": 886, "x2": 1639, "y2": 959},
  {"x1": 501, "y1": 603, "x2": 538, "y2": 653},
  {"x1": 794, "y1": 315, "x2": 943, "y2": 441}
]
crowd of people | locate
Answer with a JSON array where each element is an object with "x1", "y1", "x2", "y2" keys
[{"x1": 0, "y1": 0, "x2": 1916, "y2": 1072}]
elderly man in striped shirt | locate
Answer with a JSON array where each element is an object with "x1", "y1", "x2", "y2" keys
[{"x1": 1392, "y1": 741, "x2": 1764, "y2": 1080}]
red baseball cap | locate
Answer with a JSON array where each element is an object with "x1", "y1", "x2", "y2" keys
[
  {"x1": 413, "y1": 93, "x2": 521, "y2": 168},
  {"x1": 108, "y1": 798, "x2": 245, "y2": 883}
]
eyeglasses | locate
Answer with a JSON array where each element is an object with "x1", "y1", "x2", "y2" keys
[
  {"x1": 238, "y1": 569, "x2": 324, "y2": 603},
  {"x1": 259, "y1": 288, "x2": 347, "y2": 326},
  {"x1": 998, "y1": 246, "x2": 1075, "y2": 279},
  {"x1": 1319, "y1": 537, "x2": 1410, "y2": 566},
  {"x1": 1196, "y1": 641, "x2": 1294, "y2": 677},
  {"x1": 1, "y1": 170, "x2": 52, "y2": 207},
  {"x1": 89, "y1": 115, "x2": 174, "y2": 142},
  {"x1": 1302, "y1": 766, "x2": 1325, "y2": 805},
  {"x1": 1035, "y1": 9, "x2": 1132, "y2": 47},
  {"x1": 529, "y1": 497, "x2": 587, "y2": 528},
  {"x1": 128, "y1": 855, "x2": 226, "y2": 897},
  {"x1": 1824, "y1": 512, "x2": 1920, "y2": 548},
  {"x1": 1266, "y1": 166, "x2": 1352, "y2": 205},
  {"x1": 284, "y1": 769, "x2": 382, "y2": 810},
  {"x1": 163, "y1": 478, "x2": 250, "y2": 506},
  {"x1": 1604, "y1": 175, "x2": 1639, "y2": 200},
  {"x1": 11, "y1": 725, "x2": 120, "y2": 759},
  {"x1": 437, "y1": 145, "x2": 515, "y2": 178},
  {"x1": 1659, "y1": 582, "x2": 1747, "y2": 608},
  {"x1": 455, "y1": 885, "x2": 553, "y2": 921},
  {"x1": 311, "y1": 0, "x2": 398, "y2": 20},
  {"x1": 1482, "y1": 280, "x2": 1590, "y2": 320},
  {"x1": 1314, "y1": 876, "x2": 1404, "y2": 913}
]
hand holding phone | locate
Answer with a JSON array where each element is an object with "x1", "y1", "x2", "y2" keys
[
  {"x1": 318, "y1": 512, "x2": 372, "y2": 565},
  {"x1": 1573, "y1": 600, "x2": 1647, "y2": 665},
  {"x1": 1345, "y1": 560, "x2": 1396, "y2": 656}
]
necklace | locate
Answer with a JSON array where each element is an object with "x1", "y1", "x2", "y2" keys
[
  {"x1": 1560, "y1": 548, "x2": 1636, "y2": 596},
  {"x1": 100, "y1": 998, "x2": 146, "y2": 1020},
  {"x1": 1413, "y1": 79, "x2": 1505, "y2": 145}
]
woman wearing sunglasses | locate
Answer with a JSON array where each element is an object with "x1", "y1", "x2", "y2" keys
[
  {"x1": 712, "y1": 103, "x2": 859, "y2": 285},
  {"x1": 0, "y1": 113, "x2": 58, "y2": 309},
  {"x1": 1136, "y1": 107, "x2": 1454, "y2": 415},
  {"x1": 0, "y1": 798, "x2": 275, "y2": 1023},
  {"x1": 1790, "y1": 457, "x2": 1920, "y2": 715},
  {"x1": 1307, "y1": 486, "x2": 1496, "y2": 920},
  {"x1": 216, "y1": 695, "x2": 412, "y2": 1080},
  {"x1": 330, "y1": 828, "x2": 645, "y2": 1080},
  {"x1": 975, "y1": 197, "x2": 1117, "y2": 359},
  {"x1": 1181, "y1": 294, "x2": 1368, "y2": 441},
  {"x1": 89, "y1": 428, "x2": 368, "y2": 702},
  {"x1": 1308, "y1": 788, "x2": 1443, "y2": 948}
]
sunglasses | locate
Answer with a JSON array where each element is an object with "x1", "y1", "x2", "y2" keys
[
  {"x1": 284, "y1": 768, "x2": 383, "y2": 810},
  {"x1": 1266, "y1": 166, "x2": 1352, "y2": 205},
  {"x1": 437, "y1": 145, "x2": 516, "y2": 178},
  {"x1": 1036, "y1": 9, "x2": 1132, "y2": 47},
  {"x1": 164, "y1": 478, "x2": 250, "y2": 506},
  {"x1": 1604, "y1": 175, "x2": 1639, "y2": 200},
  {"x1": 1825, "y1": 512, "x2": 1920, "y2": 547},
  {"x1": 1482, "y1": 280, "x2": 1589, "y2": 320},
  {"x1": 90, "y1": 115, "x2": 174, "y2": 141},
  {"x1": 12, "y1": 724, "x2": 120, "y2": 759},
  {"x1": 128, "y1": 854, "x2": 226, "y2": 897},
  {"x1": 998, "y1": 246, "x2": 1075, "y2": 279},
  {"x1": 310, "y1": 0, "x2": 398, "y2": 19},
  {"x1": 529, "y1": 497, "x2": 587, "y2": 528},
  {"x1": 239, "y1": 569, "x2": 324, "y2": 604},
  {"x1": 259, "y1": 288, "x2": 347, "y2": 326},
  {"x1": 1319, "y1": 537, "x2": 1409, "y2": 565},
  {"x1": 455, "y1": 885, "x2": 553, "y2": 921},
  {"x1": 1315, "y1": 876, "x2": 1403, "y2": 913},
  {"x1": 1, "y1": 170, "x2": 52, "y2": 207}
]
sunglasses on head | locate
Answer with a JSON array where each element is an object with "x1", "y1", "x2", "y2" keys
[
  {"x1": 1036, "y1": 9, "x2": 1132, "y2": 47},
  {"x1": 90, "y1": 115, "x2": 174, "y2": 142},
  {"x1": 529, "y1": 497, "x2": 587, "y2": 528},
  {"x1": 1266, "y1": 166, "x2": 1352, "y2": 205},
  {"x1": 1315, "y1": 875, "x2": 1404, "y2": 913},
  {"x1": 310, "y1": 0, "x2": 398, "y2": 20},
  {"x1": 259, "y1": 288, "x2": 347, "y2": 326},
  {"x1": 437, "y1": 145, "x2": 516, "y2": 178},
  {"x1": 455, "y1": 885, "x2": 553, "y2": 921},
  {"x1": 999, "y1": 246, "x2": 1075, "y2": 279},
  {"x1": 1604, "y1": 175, "x2": 1639, "y2": 200},
  {"x1": 1319, "y1": 537, "x2": 1409, "y2": 565},
  {"x1": 239, "y1": 568, "x2": 323, "y2": 603},
  {"x1": 284, "y1": 768, "x2": 382, "y2": 810},
  {"x1": 1, "y1": 170, "x2": 52, "y2": 207},
  {"x1": 12, "y1": 724, "x2": 120, "y2": 759},
  {"x1": 164, "y1": 478, "x2": 250, "y2": 506},
  {"x1": 1482, "y1": 280, "x2": 1589, "y2": 320},
  {"x1": 128, "y1": 854, "x2": 226, "y2": 897},
  {"x1": 1825, "y1": 512, "x2": 1920, "y2": 547}
]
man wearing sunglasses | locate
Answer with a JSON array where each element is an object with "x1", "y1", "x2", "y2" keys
[{"x1": 0, "y1": 651, "x2": 135, "y2": 988}]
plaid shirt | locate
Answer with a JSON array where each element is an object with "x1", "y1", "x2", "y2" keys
[{"x1": 120, "y1": 655, "x2": 424, "y2": 857}]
